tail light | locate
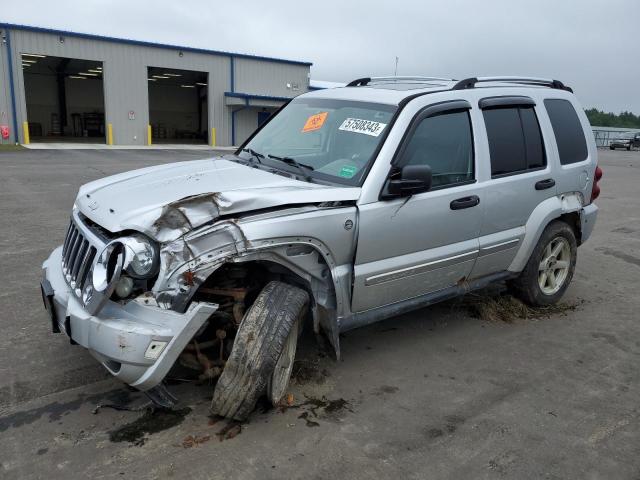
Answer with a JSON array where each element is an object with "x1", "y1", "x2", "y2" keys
[{"x1": 590, "y1": 165, "x2": 603, "y2": 202}]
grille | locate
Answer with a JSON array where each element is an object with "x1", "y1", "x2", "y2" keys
[{"x1": 61, "y1": 218, "x2": 100, "y2": 296}]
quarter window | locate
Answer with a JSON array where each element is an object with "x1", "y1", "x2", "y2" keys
[
  {"x1": 544, "y1": 99, "x2": 588, "y2": 165},
  {"x1": 482, "y1": 105, "x2": 546, "y2": 177},
  {"x1": 398, "y1": 110, "x2": 474, "y2": 189}
]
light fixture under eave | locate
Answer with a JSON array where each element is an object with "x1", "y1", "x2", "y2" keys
[
  {"x1": 148, "y1": 78, "x2": 157, "y2": 81},
  {"x1": 22, "y1": 53, "x2": 46, "y2": 58},
  {"x1": 22, "y1": 63, "x2": 31, "y2": 67},
  {"x1": 88, "y1": 69, "x2": 101, "y2": 73},
  {"x1": 152, "y1": 75, "x2": 169, "y2": 79},
  {"x1": 180, "y1": 85, "x2": 196, "y2": 88},
  {"x1": 196, "y1": 82, "x2": 207, "y2": 86},
  {"x1": 78, "y1": 72, "x2": 98, "y2": 76},
  {"x1": 68, "y1": 76, "x2": 87, "y2": 79},
  {"x1": 164, "y1": 73, "x2": 181, "y2": 77},
  {"x1": 21, "y1": 59, "x2": 37, "y2": 63}
]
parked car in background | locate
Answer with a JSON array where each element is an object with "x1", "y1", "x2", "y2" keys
[
  {"x1": 41, "y1": 75, "x2": 601, "y2": 421},
  {"x1": 609, "y1": 132, "x2": 640, "y2": 150}
]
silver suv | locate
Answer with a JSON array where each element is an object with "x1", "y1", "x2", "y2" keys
[{"x1": 41, "y1": 76, "x2": 601, "y2": 420}]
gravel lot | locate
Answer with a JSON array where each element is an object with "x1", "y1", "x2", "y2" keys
[{"x1": 0, "y1": 147, "x2": 639, "y2": 479}]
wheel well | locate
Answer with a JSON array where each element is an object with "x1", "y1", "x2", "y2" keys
[
  {"x1": 191, "y1": 261, "x2": 311, "y2": 322},
  {"x1": 558, "y1": 212, "x2": 582, "y2": 245}
]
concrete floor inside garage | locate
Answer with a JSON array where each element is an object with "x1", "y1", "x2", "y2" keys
[{"x1": 0, "y1": 148, "x2": 639, "y2": 479}]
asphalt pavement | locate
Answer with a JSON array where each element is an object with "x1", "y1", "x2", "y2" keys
[{"x1": 0, "y1": 147, "x2": 639, "y2": 480}]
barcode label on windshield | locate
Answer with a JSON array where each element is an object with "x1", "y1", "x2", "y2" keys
[{"x1": 338, "y1": 118, "x2": 387, "y2": 137}]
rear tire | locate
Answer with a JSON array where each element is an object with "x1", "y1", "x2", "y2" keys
[
  {"x1": 509, "y1": 220, "x2": 577, "y2": 307},
  {"x1": 610, "y1": 145, "x2": 615, "y2": 150},
  {"x1": 211, "y1": 281, "x2": 308, "y2": 421}
]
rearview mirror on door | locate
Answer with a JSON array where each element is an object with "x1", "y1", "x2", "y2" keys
[{"x1": 381, "y1": 165, "x2": 432, "y2": 199}]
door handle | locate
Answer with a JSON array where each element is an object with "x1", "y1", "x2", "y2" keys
[
  {"x1": 450, "y1": 195, "x2": 480, "y2": 210},
  {"x1": 535, "y1": 178, "x2": 556, "y2": 190}
]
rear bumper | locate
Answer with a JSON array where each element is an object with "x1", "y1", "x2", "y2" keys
[
  {"x1": 580, "y1": 203, "x2": 598, "y2": 244},
  {"x1": 42, "y1": 246, "x2": 217, "y2": 390}
]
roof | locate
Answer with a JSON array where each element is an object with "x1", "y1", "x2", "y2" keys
[
  {"x1": 303, "y1": 82, "x2": 453, "y2": 105},
  {"x1": 0, "y1": 22, "x2": 313, "y2": 67},
  {"x1": 302, "y1": 76, "x2": 574, "y2": 105},
  {"x1": 309, "y1": 80, "x2": 346, "y2": 90}
]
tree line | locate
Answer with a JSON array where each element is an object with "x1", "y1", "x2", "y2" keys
[{"x1": 585, "y1": 109, "x2": 640, "y2": 128}]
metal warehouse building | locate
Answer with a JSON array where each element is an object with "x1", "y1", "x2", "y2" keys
[{"x1": 0, "y1": 23, "x2": 312, "y2": 147}]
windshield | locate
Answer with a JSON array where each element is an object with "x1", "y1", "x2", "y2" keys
[{"x1": 238, "y1": 98, "x2": 397, "y2": 185}]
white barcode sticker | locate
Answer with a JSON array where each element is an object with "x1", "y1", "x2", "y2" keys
[{"x1": 338, "y1": 118, "x2": 387, "y2": 137}]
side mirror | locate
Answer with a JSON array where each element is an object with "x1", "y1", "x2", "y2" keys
[{"x1": 382, "y1": 164, "x2": 432, "y2": 199}]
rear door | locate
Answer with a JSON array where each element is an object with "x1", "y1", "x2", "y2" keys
[{"x1": 469, "y1": 96, "x2": 557, "y2": 279}]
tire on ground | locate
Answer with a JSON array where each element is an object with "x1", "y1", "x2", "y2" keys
[
  {"x1": 508, "y1": 220, "x2": 577, "y2": 307},
  {"x1": 211, "y1": 281, "x2": 309, "y2": 421}
]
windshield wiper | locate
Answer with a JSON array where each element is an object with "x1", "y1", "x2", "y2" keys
[
  {"x1": 241, "y1": 148, "x2": 264, "y2": 166},
  {"x1": 267, "y1": 154, "x2": 314, "y2": 181}
]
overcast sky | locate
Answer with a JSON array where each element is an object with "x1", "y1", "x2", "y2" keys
[{"x1": 3, "y1": 0, "x2": 638, "y2": 113}]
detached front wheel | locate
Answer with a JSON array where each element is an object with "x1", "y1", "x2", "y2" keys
[
  {"x1": 211, "y1": 281, "x2": 308, "y2": 421},
  {"x1": 509, "y1": 220, "x2": 577, "y2": 306}
]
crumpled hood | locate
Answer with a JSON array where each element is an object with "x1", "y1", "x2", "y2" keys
[{"x1": 76, "y1": 157, "x2": 360, "y2": 242}]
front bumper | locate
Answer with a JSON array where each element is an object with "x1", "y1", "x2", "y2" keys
[{"x1": 42, "y1": 246, "x2": 217, "y2": 390}]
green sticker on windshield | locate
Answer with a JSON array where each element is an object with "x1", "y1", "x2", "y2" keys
[{"x1": 339, "y1": 165, "x2": 358, "y2": 178}]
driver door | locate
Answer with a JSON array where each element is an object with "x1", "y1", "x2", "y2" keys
[{"x1": 352, "y1": 100, "x2": 484, "y2": 312}]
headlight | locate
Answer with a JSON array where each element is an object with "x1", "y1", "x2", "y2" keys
[{"x1": 122, "y1": 234, "x2": 159, "y2": 279}]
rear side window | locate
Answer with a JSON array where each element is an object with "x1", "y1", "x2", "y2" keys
[
  {"x1": 544, "y1": 99, "x2": 588, "y2": 165},
  {"x1": 482, "y1": 105, "x2": 546, "y2": 177}
]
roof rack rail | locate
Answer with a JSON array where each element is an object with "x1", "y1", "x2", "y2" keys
[
  {"x1": 346, "y1": 76, "x2": 455, "y2": 87},
  {"x1": 452, "y1": 76, "x2": 573, "y2": 92}
]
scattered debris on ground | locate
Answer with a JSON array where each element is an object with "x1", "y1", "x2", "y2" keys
[
  {"x1": 300, "y1": 395, "x2": 352, "y2": 418},
  {"x1": 182, "y1": 434, "x2": 211, "y2": 448},
  {"x1": 92, "y1": 401, "x2": 151, "y2": 414},
  {"x1": 451, "y1": 288, "x2": 581, "y2": 323},
  {"x1": 291, "y1": 359, "x2": 330, "y2": 385},
  {"x1": 298, "y1": 411, "x2": 320, "y2": 427},
  {"x1": 215, "y1": 420, "x2": 242, "y2": 441},
  {"x1": 108, "y1": 407, "x2": 191, "y2": 446}
]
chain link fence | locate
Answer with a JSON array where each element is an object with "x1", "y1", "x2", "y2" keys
[{"x1": 592, "y1": 127, "x2": 640, "y2": 148}]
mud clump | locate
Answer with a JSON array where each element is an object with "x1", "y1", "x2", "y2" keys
[
  {"x1": 456, "y1": 292, "x2": 579, "y2": 323},
  {"x1": 109, "y1": 407, "x2": 191, "y2": 446},
  {"x1": 298, "y1": 411, "x2": 320, "y2": 427},
  {"x1": 302, "y1": 396, "x2": 352, "y2": 418},
  {"x1": 291, "y1": 360, "x2": 329, "y2": 385},
  {"x1": 215, "y1": 420, "x2": 242, "y2": 441}
]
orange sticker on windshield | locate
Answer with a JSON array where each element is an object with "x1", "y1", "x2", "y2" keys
[{"x1": 302, "y1": 112, "x2": 328, "y2": 132}]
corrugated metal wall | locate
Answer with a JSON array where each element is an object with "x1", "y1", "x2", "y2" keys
[
  {"x1": 2, "y1": 26, "x2": 311, "y2": 146},
  {"x1": 235, "y1": 57, "x2": 309, "y2": 97},
  {"x1": 0, "y1": 29, "x2": 16, "y2": 144}
]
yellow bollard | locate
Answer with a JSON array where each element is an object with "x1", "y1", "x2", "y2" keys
[
  {"x1": 22, "y1": 121, "x2": 30, "y2": 145},
  {"x1": 210, "y1": 127, "x2": 216, "y2": 147},
  {"x1": 147, "y1": 125, "x2": 152, "y2": 146},
  {"x1": 107, "y1": 124, "x2": 113, "y2": 145}
]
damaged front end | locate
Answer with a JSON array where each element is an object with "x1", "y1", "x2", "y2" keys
[{"x1": 42, "y1": 170, "x2": 359, "y2": 397}]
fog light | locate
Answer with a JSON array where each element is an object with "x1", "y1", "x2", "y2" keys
[{"x1": 115, "y1": 276, "x2": 134, "y2": 298}]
